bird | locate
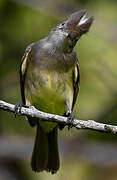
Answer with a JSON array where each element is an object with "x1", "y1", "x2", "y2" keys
[{"x1": 19, "y1": 10, "x2": 94, "y2": 174}]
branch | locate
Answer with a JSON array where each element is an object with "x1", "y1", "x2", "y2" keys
[{"x1": 0, "y1": 100, "x2": 117, "y2": 134}]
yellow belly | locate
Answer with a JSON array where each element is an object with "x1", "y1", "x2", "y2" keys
[{"x1": 25, "y1": 70, "x2": 73, "y2": 132}]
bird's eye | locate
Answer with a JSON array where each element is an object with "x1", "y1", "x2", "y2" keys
[{"x1": 59, "y1": 22, "x2": 65, "y2": 29}]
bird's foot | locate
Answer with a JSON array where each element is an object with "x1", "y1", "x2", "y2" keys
[
  {"x1": 14, "y1": 103, "x2": 29, "y2": 117},
  {"x1": 66, "y1": 112, "x2": 75, "y2": 130}
]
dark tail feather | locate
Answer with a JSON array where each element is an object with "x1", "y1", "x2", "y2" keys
[
  {"x1": 31, "y1": 124, "x2": 60, "y2": 174},
  {"x1": 31, "y1": 123, "x2": 48, "y2": 172},
  {"x1": 46, "y1": 127, "x2": 60, "y2": 174}
]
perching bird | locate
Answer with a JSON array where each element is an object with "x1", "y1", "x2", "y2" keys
[{"x1": 19, "y1": 10, "x2": 93, "y2": 174}]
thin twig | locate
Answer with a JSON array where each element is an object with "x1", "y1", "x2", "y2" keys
[{"x1": 0, "y1": 100, "x2": 117, "y2": 134}]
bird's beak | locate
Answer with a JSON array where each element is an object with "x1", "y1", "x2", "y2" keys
[{"x1": 66, "y1": 10, "x2": 94, "y2": 39}]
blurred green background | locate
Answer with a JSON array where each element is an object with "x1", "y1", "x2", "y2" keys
[{"x1": 0, "y1": 0, "x2": 117, "y2": 179}]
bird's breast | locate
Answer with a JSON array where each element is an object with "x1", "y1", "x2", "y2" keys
[{"x1": 25, "y1": 69, "x2": 73, "y2": 115}]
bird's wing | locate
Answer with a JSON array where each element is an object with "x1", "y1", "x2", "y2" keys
[
  {"x1": 72, "y1": 55, "x2": 80, "y2": 110},
  {"x1": 20, "y1": 43, "x2": 34, "y2": 105}
]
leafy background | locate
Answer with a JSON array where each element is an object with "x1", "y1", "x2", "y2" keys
[{"x1": 0, "y1": 0, "x2": 117, "y2": 179}]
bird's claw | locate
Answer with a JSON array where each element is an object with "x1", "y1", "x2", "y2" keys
[
  {"x1": 66, "y1": 112, "x2": 75, "y2": 130},
  {"x1": 14, "y1": 103, "x2": 23, "y2": 117},
  {"x1": 14, "y1": 103, "x2": 29, "y2": 117}
]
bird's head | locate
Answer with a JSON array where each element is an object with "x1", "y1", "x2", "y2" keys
[{"x1": 49, "y1": 10, "x2": 94, "y2": 53}]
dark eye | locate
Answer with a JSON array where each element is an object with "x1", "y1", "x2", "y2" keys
[{"x1": 61, "y1": 23, "x2": 65, "y2": 26}]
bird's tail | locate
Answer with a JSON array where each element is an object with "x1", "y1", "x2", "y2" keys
[{"x1": 31, "y1": 123, "x2": 60, "y2": 174}]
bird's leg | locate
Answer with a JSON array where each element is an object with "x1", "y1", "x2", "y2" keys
[
  {"x1": 58, "y1": 100, "x2": 75, "y2": 130},
  {"x1": 65, "y1": 100, "x2": 75, "y2": 130},
  {"x1": 14, "y1": 103, "x2": 29, "y2": 117},
  {"x1": 65, "y1": 111, "x2": 75, "y2": 130}
]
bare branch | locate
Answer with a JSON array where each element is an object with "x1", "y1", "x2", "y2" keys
[{"x1": 0, "y1": 100, "x2": 117, "y2": 133}]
